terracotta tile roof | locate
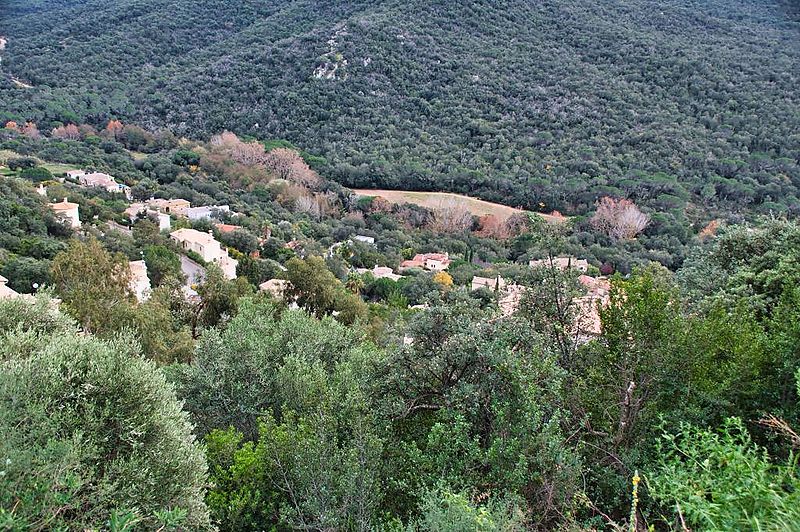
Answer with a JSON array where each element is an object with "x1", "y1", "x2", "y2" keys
[{"x1": 214, "y1": 223, "x2": 242, "y2": 234}]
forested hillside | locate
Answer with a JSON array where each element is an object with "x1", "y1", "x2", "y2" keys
[
  {"x1": 3, "y1": 2, "x2": 800, "y2": 528},
  {"x1": 2, "y1": 0, "x2": 799, "y2": 217}
]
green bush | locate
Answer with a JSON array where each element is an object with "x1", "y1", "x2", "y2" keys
[
  {"x1": 413, "y1": 489, "x2": 525, "y2": 531},
  {"x1": 649, "y1": 417, "x2": 800, "y2": 530},
  {"x1": 19, "y1": 166, "x2": 53, "y2": 183},
  {"x1": 0, "y1": 298, "x2": 211, "y2": 530}
]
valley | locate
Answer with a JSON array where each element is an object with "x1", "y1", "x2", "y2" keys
[{"x1": 0, "y1": 1, "x2": 798, "y2": 530}]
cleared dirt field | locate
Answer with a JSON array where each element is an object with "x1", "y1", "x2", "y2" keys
[{"x1": 351, "y1": 189, "x2": 564, "y2": 222}]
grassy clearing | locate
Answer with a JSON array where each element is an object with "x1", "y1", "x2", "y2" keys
[
  {"x1": 351, "y1": 189, "x2": 565, "y2": 223},
  {"x1": 0, "y1": 149, "x2": 75, "y2": 176},
  {"x1": 42, "y1": 162, "x2": 75, "y2": 175},
  {"x1": 127, "y1": 150, "x2": 149, "y2": 161}
]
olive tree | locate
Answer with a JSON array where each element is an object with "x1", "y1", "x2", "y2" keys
[{"x1": 0, "y1": 297, "x2": 211, "y2": 530}]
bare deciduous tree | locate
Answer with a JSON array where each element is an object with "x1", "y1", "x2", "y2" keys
[
  {"x1": 590, "y1": 197, "x2": 649, "y2": 240},
  {"x1": 428, "y1": 199, "x2": 473, "y2": 234},
  {"x1": 263, "y1": 147, "x2": 322, "y2": 188},
  {"x1": 21, "y1": 122, "x2": 40, "y2": 139},
  {"x1": 367, "y1": 196, "x2": 393, "y2": 214},
  {"x1": 476, "y1": 213, "x2": 529, "y2": 239},
  {"x1": 295, "y1": 195, "x2": 322, "y2": 219},
  {"x1": 52, "y1": 124, "x2": 80, "y2": 140},
  {"x1": 209, "y1": 131, "x2": 265, "y2": 166}
]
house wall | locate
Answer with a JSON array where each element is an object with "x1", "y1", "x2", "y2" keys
[{"x1": 425, "y1": 259, "x2": 447, "y2": 271}]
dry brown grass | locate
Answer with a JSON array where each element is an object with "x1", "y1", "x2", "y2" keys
[{"x1": 351, "y1": 189, "x2": 565, "y2": 223}]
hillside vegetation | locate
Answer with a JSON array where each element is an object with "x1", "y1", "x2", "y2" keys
[
  {"x1": 1, "y1": 0, "x2": 798, "y2": 219},
  {"x1": 1, "y1": 117, "x2": 800, "y2": 529}
]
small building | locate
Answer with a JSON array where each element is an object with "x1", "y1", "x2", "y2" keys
[
  {"x1": 170, "y1": 228, "x2": 238, "y2": 279},
  {"x1": 129, "y1": 260, "x2": 151, "y2": 302},
  {"x1": 399, "y1": 258, "x2": 425, "y2": 270},
  {"x1": 471, "y1": 275, "x2": 506, "y2": 292},
  {"x1": 469, "y1": 275, "x2": 523, "y2": 316},
  {"x1": 499, "y1": 284, "x2": 525, "y2": 316},
  {"x1": 147, "y1": 197, "x2": 191, "y2": 217},
  {"x1": 355, "y1": 265, "x2": 404, "y2": 282},
  {"x1": 259, "y1": 279, "x2": 291, "y2": 299},
  {"x1": 73, "y1": 170, "x2": 131, "y2": 199},
  {"x1": 125, "y1": 203, "x2": 171, "y2": 231},
  {"x1": 574, "y1": 276, "x2": 612, "y2": 339},
  {"x1": 0, "y1": 275, "x2": 21, "y2": 300},
  {"x1": 36, "y1": 184, "x2": 47, "y2": 197},
  {"x1": 400, "y1": 253, "x2": 451, "y2": 272},
  {"x1": 50, "y1": 198, "x2": 81, "y2": 228},
  {"x1": 578, "y1": 275, "x2": 611, "y2": 297},
  {"x1": 259, "y1": 279, "x2": 298, "y2": 309},
  {"x1": 186, "y1": 205, "x2": 230, "y2": 221},
  {"x1": 354, "y1": 235, "x2": 375, "y2": 245},
  {"x1": 529, "y1": 256, "x2": 589, "y2": 273},
  {"x1": 422, "y1": 253, "x2": 450, "y2": 271}
]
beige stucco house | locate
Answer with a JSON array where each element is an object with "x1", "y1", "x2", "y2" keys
[
  {"x1": 50, "y1": 198, "x2": 81, "y2": 228},
  {"x1": 170, "y1": 228, "x2": 238, "y2": 279}
]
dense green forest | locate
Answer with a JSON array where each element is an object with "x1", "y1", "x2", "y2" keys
[{"x1": 1, "y1": 0, "x2": 799, "y2": 219}]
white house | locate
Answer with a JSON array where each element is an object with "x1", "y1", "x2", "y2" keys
[
  {"x1": 170, "y1": 228, "x2": 238, "y2": 279},
  {"x1": 125, "y1": 203, "x2": 171, "y2": 231},
  {"x1": 50, "y1": 198, "x2": 81, "y2": 228},
  {"x1": 128, "y1": 260, "x2": 151, "y2": 302},
  {"x1": 354, "y1": 235, "x2": 375, "y2": 245},
  {"x1": 66, "y1": 169, "x2": 86, "y2": 180},
  {"x1": 0, "y1": 275, "x2": 21, "y2": 300},
  {"x1": 72, "y1": 170, "x2": 131, "y2": 199},
  {"x1": 185, "y1": 205, "x2": 230, "y2": 221}
]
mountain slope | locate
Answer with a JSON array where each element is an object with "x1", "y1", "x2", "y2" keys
[{"x1": 1, "y1": 0, "x2": 799, "y2": 215}]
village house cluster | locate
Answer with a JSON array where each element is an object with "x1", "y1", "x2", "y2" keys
[
  {"x1": 26, "y1": 168, "x2": 609, "y2": 339},
  {"x1": 36, "y1": 170, "x2": 242, "y2": 299},
  {"x1": 469, "y1": 256, "x2": 610, "y2": 339}
]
